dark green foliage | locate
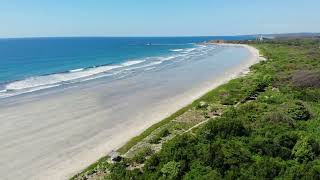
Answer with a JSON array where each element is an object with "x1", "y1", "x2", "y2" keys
[
  {"x1": 220, "y1": 140, "x2": 252, "y2": 167},
  {"x1": 132, "y1": 146, "x2": 154, "y2": 164},
  {"x1": 158, "y1": 128, "x2": 170, "y2": 138},
  {"x1": 149, "y1": 128, "x2": 171, "y2": 144},
  {"x1": 183, "y1": 161, "x2": 222, "y2": 180},
  {"x1": 287, "y1": 101, "x2": 311, "y2": 121},
  {"x1": 160, "y1": 134, "x2": 197, "y2": 163},
  {"x1": 149, "y1": 136, "x2": 161, "y2": 144},
  {"x1": 292, "y1": 136, "x2": 320, "y2": 163},
  {"x1": 247, "y1": 157, "x2": 285, "y2": 179},
  {"x1": 108, "y1": 162, "x2": 131, "y2": 180},
  {"x1": 264, "y1": 111, "x2": 295, "y2": 127},
  {"x1": 199, "y1": 118, "x2": 249, "y2": 141},
  {"x1": 160, "y1": 161, "x2": 181, "y2": 180}
]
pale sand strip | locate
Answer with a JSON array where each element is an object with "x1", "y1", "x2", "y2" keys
[{"x1": 0, "y1": 44, "x2": 260, "y2": 180}]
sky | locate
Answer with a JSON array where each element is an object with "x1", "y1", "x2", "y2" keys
[{"x1": 0, "y1": 0, "x2": 319, "y2": 38}]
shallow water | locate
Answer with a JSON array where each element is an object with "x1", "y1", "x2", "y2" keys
[{"x1": 0, "y1": 36, "x2": 253, "y2": 99}]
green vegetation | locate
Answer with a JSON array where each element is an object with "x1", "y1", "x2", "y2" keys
[
  {"x1": 117, "y1": 105, "x2": 192, "y2": 154},
  {"x1": 70, "y1": 156, "x2": 110, "y2": 180},
  {"x1": 149, "y1": 128, "x2": 170, "y2": 144},
  {"x1": 73, "y1": 39, "x2": 320, "y2": 179},
  {"x1": 132, "y1": 146, "x2": 154, "y2": 164}
]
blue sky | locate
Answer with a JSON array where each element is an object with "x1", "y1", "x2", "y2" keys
[{"x1": 0, "y1": 0, "x2": 319, "y2": 37}]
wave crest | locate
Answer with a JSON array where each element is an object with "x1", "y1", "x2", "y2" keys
[
  {"x1": 5, "y1": 60, "x2": 146, "y2": 91},
  {"x1": 0, "y1": 44, "x2": 219, "y2": 98}
]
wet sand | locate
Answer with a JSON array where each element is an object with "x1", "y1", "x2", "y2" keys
[{"x1": 0, "y1": 44, "x2": 259, "y2": 180}]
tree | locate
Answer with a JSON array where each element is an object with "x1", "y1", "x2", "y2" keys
[
  {"x1": 292, "y1": 136, "x2": 320, "y2": 162},
  {"x1": 160, "y1": 161, "x2": 180, "y2": 180}
]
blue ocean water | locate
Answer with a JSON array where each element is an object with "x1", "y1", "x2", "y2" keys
[{"x1": 0, "y1": 36, "x2": 253, "y2": 98}]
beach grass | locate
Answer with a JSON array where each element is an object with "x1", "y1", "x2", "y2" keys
[
  {"x1": 117, "y1": 104, "x2": 192, "y2": 154},
  {"x1": 70, "y1": 156, "x2": 109, "y2": 180},
  {"x1": 117, "y1": 72, "x2": 256, "y2": 154}
]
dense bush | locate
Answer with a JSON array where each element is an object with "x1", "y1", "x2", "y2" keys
[
  {"x1": 132, "y1": 146, "x2": 154, "y2": 164},
  {"x1": 292, "y1": 136, "x2": 320, "y2": 163},
  {"x1": 199, "y1": 118, "x2": 249, "y2": 140},
  {"x1": 287, "y1": 101, "x2": 311, "y2": 121}
]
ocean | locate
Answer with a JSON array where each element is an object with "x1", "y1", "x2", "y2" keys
[{"x1": 0, "y1": 36, "x2": 253, "y2": 98}]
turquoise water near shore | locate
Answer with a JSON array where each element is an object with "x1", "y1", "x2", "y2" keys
[{"x1": 0, "y1": 36, "x2": 253, "y2": 98}]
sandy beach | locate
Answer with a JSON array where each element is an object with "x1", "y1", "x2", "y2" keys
[{"x1": 0, "y1": 44, "x2": 260, "y2": 180}]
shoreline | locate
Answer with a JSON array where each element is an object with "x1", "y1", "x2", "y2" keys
[
  {"x1": 0, "y1": 44, "x2": 260, "y2": 180},
  {"x1": 72, "y1": 43, "x2": 261, "y2": 179}
]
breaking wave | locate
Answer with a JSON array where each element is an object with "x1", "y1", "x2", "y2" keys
[{"x1": 0, "y1": 44, "x2": 220, "y2": 98}]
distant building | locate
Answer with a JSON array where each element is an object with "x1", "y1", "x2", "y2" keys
[{"x1": 256, "y1": 35, "x2": 274, "y2": 41}]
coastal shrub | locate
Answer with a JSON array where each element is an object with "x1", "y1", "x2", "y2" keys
[
  {"x1": 160, "y1": 134, "x2": 197, "y2": 163},
  {"x1": 206, "y1": 103, "x2": 221, "y2": 113},
  {"x1": 257, "y1": 88, "x2": 286, "y2": 104},
  {"x1": 158, "y1": 128, "x2": 170, "y2": 138},
  {"x1": 149, "y1": 136, "x2": 161, "y2": 144},
  {"x1": 250, "y1": 136, "x2": 275, "y2": 156},
  {"x1": 160, "y1": 161, "x2": 181, "y2": 180},
  {"x1": 249, "y1": 157, "x2": 285, "y2": 179},
  {"x1": 275, "y1": 132, "x2": 299, "y2": 149},
  {"x1": 199, "y1": 118, "x2": 249, "y2": 141},
  {"x1": 304, "y1": 160, "x2": 320, "y2": 179},
  {"x1": 170, "y1": 122, "x2": 185, "y2": 131},
  {"x1": 219, "y1": 91, "x2": 235, "y2": 105},
  {"x1": 149, "y1": 127, "x2": 170, "y2": 144},
  {"x1": 132, "y1": 146, "x2": 154, "y2": 164},
  {"x1": 255, "y1": 74, "x2": 273, "y2": 92},
  {"x1": 183, "y1": 161, "x2": 222, "y2": 180},
  {"x1": 108, "y1": 162, "x2": 129, "y2": 180},
  {"x1": 249, "y1": 136, "x2": 292, "y2": 160},
  {"x1": 196, "y1": 101, "x2": 208, "y2": 109},
  {"x1": 287, "y1": 101, "x2": 311, "y2": 121},
  {"x1": 236, "y1": 101, "x2": 266, "y2": 122},
  {"x1": 221, "y1": 140, "x2": 252, "y2": 167},
  {"x1": 143, "y1": 154, "x2": 161, "y2": 172},
  {"x1": 223, "y1": 106, "x2": 238, "y2": 118},
  {"x1": 264, "y1": 111, "x2": 294, "y2": 126},
  {"x1": 297, "y1": 88, "x2": 320, "y2": 102},
  {"x1": 292, "y1": 136, "x2": 320, "y2": 163}
]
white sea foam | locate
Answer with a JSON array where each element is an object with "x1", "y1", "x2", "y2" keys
[
  {"x1": 182, "y1": 48, "x2": 196, "y2": 53},
  {"x1": 1, "y1": 44, "x2": 218, "y2": 98},
  {"x1": 121, "y1": 60, "x2": 145, "y2": 66},
  {"x1": 5, "y1": 65, "x2": 123, "y2": 91},
  {"x1": 170, "y1": 49, "x2": 184, "y2": 52},
  {"x1": 158, "y1": 55, "x2": 179, "y2": 61},
  {"x1": 4, "y1": 60, "x2": 148, "y2": 92},
  {"x1": 69, "y1": 68, "x2": 84, "y2": 72}
]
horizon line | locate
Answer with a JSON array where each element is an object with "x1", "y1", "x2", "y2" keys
[{"x1": 0, "y1": 32, "x2": 319, "y2": 40}]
